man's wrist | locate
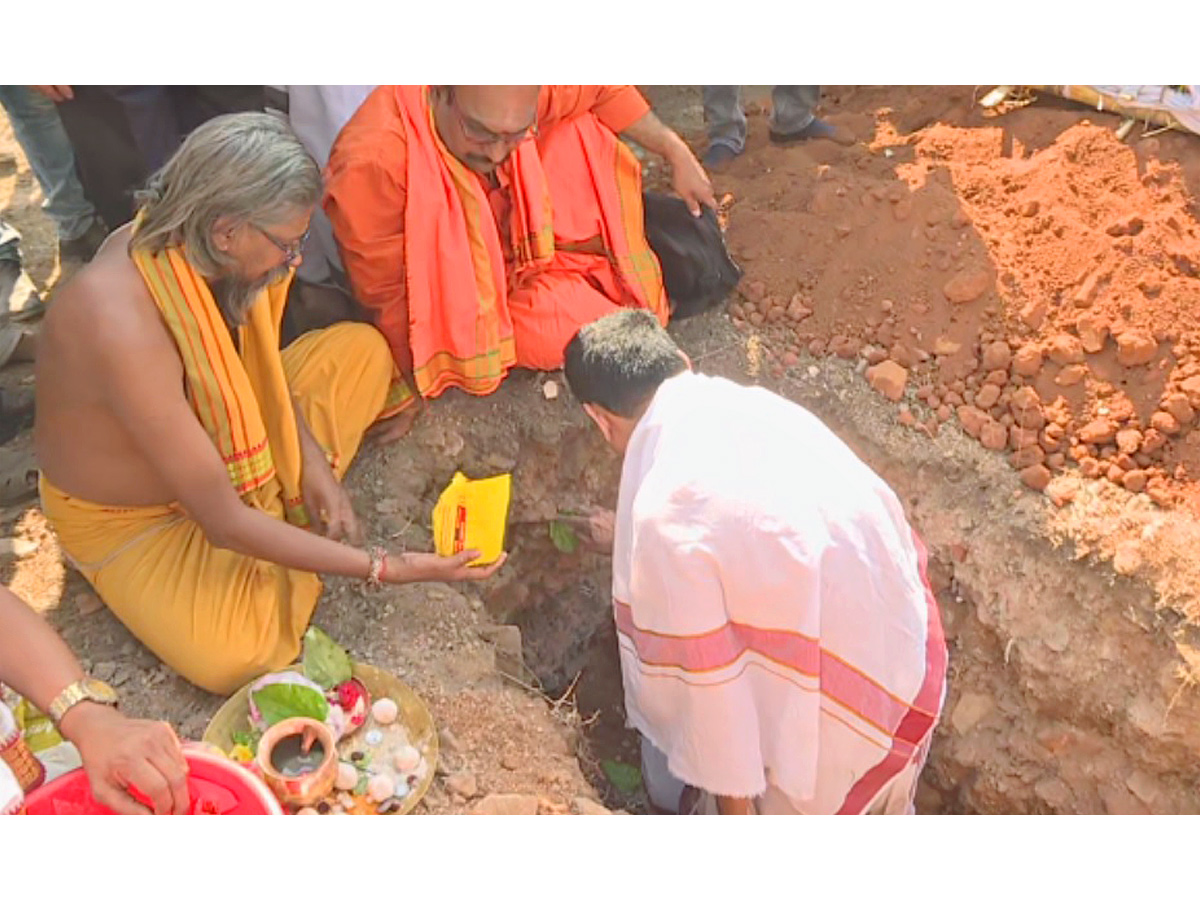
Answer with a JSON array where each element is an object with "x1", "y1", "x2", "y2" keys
[{"x1": 58, "y1": 700, "x2": 121, "y2": 747}]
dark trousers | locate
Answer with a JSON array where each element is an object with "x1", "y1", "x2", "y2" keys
[{"x1": 54, "y1": 86, "x2": 264, "y2": 229}]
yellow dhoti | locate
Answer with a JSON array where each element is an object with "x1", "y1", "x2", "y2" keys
[{"x1": 40, "y1": 239, "x2": 394, "y2": 695}]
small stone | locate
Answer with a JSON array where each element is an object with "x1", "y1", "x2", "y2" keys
[
  {"x1": 1149, "y1": 411, "x2": 1180, "y2": 436},
  {"x1": 1012, "y1": 345, "x2": 1043, "y2": 377},
  {"x1": 73, "y1": 592, "x2": 104, "y2": 616},
  {"x1": 957, "y1": 405, "x2": 990, "y2": 439},
  {"x1": 866, "y1": 360, "x2": 909, "y2": 402},
  {"x1": 1040, "y1": 423, "x2": 1066, "y2": 452},
  {"x1": 1141, "y1": 429, "x2": 1167, "y2": 454},
  {"x1": 1079, "y1": 419, "x2": 1118, "y2": 445},
  {"x1": 744, "y1": 280, "x2": 766, "y2": 302},
  {"x1": 438, "y1": 728, "x2": 462, "y2": 753},
  {"x1": 295, "y1": 806, "x2": 319, "y2": 816},
  {"x1": 571, "y1": 796, "x2": 612, "y2": 815},
  {"x1": 1011, "y1": 446, "x2": 1046, "y2": 469},
  {"x1": 1115, "y1": 330, "x2": 1158, "y2": 367},
  {"x1": 1020, "y1": 200, "x2": 1040, "y2": 217},
  {"x1": 1055, "y1": 365, "x2": 1088, "y2": 387},
  {"x1": 863, "y1": 346, "x2": 888, "y2": 365},
  {"x1": 1009, "y1": 385, "x2": 1042, "y2": 412},
  {"x1": 1076, "y1": 314, "x2": 1109, "y2": 353},
  {"x1": 446, "y1": 772, "x2": 479, "y2": 800},
  {"x1": 982, "y1": 341, "x2": 1012, "y2": 371},
  {"x1": 898, "y1": 409, "x2": 917, "y2": 428},
  {"x1": 1019, "y1": 298, "x2": 1049, "y2": 329},
  {"x1": 1020, "y1": 464, "x2": 1052, "y2": 492},
  {"x1": 1080, "y1": 457, "x2": 1103, "y2": 478},
  {"x1": 1162, "y1": 394, "x2": 1195, "y2": 426},
  {"x1": 934, "y1": 335, "x2": 962, "y2": 356},
  {"x1": 1112, "y1": 542, "x2": 1142, "y2": 576},
  {"x1": 1010, "y1": 426, "x2": 1040, "y2": 450},
  {"x1": 1046, "y1": 481, "x2": 1077, "y2": 506},
  {"x1": 542, "y1": 380, "x2": 560, "y2": 401},
  {"x1": 975, "y1": 383, "x2": 1002, "y2": 409},
  {"x1": 375, "y1": 498, "x2": 401, "y2": 515},
  {"x1": 471, "y1": 793, "x2": 541, "y2": 815},
  {"x1": 1115, "y1": 429, "x2": 1142, "y2": 455},
  {"x1": 364, "y1": 729, "x2": 383, "y2": 747},
  {"x1": 1047, "y1": 335, "x2": 1085, "y2": 365},
  {"x1": 950, "y1": 692, "x2": 994, "y2": 734},
  {"x1": 943, "y1": 269, "x2": 990, "y2": 304},
  {"x1": 1122, "y1": 470, "x2": 1148, "y2": 493},
  {"x1": 980, "y1": 421, "x2": 1008, "y2": 450},
  {"x1": 1179, "y1": 375, "x2": 1200, "y2": 407}
]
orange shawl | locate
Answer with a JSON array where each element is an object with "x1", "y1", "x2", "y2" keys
[{"x1": 396, "y1": 85, "x2": 664, "y2": 403}]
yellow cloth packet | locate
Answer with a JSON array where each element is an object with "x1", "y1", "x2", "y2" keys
[
  {"x1": 431, "y1": 472, "x2": 511, "y2": 566},
  {"x1": 12, "y1": 698, "x2": 63, "y2": 754}
]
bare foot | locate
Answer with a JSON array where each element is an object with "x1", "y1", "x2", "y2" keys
[{"x1": 369, "y1": 407, "x2": 420, "y2": 444}]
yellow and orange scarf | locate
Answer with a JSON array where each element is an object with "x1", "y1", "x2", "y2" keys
[{"x1": 131, "y1": 239, "x2": 309, "y2": 526}]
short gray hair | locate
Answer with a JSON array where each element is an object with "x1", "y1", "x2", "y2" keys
[{"x1": 130, "y1": 112, "x2": 322, "y2": 275}]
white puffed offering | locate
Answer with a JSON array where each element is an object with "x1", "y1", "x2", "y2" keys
[
  {"x1": 368, "y1": 774, "x2": 396, "y2": 803},
  {"x1": 335, "y1": 761, "x2": 359, "y2": 791},
  {"x1": 371, "y1": 697, "x2": 399, "y2": 725},
  {"x1": 393, "y1": 745, "x2": 421, "y2": 773}
]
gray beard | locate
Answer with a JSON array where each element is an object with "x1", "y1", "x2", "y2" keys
[{"x1": 211, "y1": 265, "x2": 290, "y2": 328}]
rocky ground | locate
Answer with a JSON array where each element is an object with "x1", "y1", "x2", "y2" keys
[{"x1": 4, "y1": 85, "x2": 1200, "y2": 814}]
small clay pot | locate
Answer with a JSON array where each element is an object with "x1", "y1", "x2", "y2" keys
[{"x1": 256, "y1": 718, "x2": 338, "y2": 809}]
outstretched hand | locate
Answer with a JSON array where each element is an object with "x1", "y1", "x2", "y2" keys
[
  {"x1": 393, "y1": 550, "x2": 508, "y2": 584},
  {"x1": 64, "y1": 703, "x2": 190, "y2": 815},
  {"x1": 671, "y1": 149, "x2": 717, "y2": 217}
]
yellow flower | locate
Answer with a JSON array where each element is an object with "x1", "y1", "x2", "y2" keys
[{"x1": 230, "y1": 744, "x2": 254, "y2": 763}]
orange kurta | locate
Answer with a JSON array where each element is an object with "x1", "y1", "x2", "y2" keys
[{"x1": 324, "y1": 86, "x2": 667, "y2": 413}]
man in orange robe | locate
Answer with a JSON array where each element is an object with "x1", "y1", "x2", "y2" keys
[{"x1": 324, "y1": 85, "x2": 714, "y2": 437}]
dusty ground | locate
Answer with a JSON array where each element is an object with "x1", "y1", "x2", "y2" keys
[{"x1": 4, "y1": 86, "x2": 1200, "y2": 814}]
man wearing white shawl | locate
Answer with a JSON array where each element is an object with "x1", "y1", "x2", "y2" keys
[{"x1": 563, "y1": 310, "x2": 947, "y2": 814}]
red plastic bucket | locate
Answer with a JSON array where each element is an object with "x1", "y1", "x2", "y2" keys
[{"x1": 22, "y1": 747, "x2": 283, "y2": 815}]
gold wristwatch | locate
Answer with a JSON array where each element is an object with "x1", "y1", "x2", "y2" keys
[{"x1": 48, "y1": 678, "x2": 120, "y2": 725}]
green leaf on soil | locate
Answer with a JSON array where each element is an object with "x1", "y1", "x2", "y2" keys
[
  {"x1": 601, "y1": 759, "x2": 642, "y2": 795},
  {"x1": 302, "y1": 625, "x2": 353, "y2": 689},
  {"x1": 250, "y1": 682, "x2": 330, "y2": 728},
  {"x1": 549, "y1": 520, "x2": 579, "y2": 554}
]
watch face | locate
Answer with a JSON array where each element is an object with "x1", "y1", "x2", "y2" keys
[{"x1": 84, "y1": 678, "x2": 119, "y2": 704}]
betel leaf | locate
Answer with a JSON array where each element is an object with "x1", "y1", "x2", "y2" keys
[
  {"x1": 302, "y1": 625, "x2": 353, "y2": 689},
  {"x1": 549, "y1": 520, "x2": 579, "y2": 554},
  {"x1": 601, "y1": 759, "x2": 643, "y2": 795},
  {"x1": 250, "y1": 682, "x2": 329, "y2": 728}
]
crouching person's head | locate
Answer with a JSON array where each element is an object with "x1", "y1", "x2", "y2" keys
[{"x1": 564, "y1": 310, "x2": 689, "y2": 453}]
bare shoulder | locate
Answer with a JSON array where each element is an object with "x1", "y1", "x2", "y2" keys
[{"x1": 45, "y1": 229, "x2": 178, "y2": 369}]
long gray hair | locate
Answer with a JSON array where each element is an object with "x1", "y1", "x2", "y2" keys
[{"x1": 130, "y1": 112, "x2": 322, "y2": 276}]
